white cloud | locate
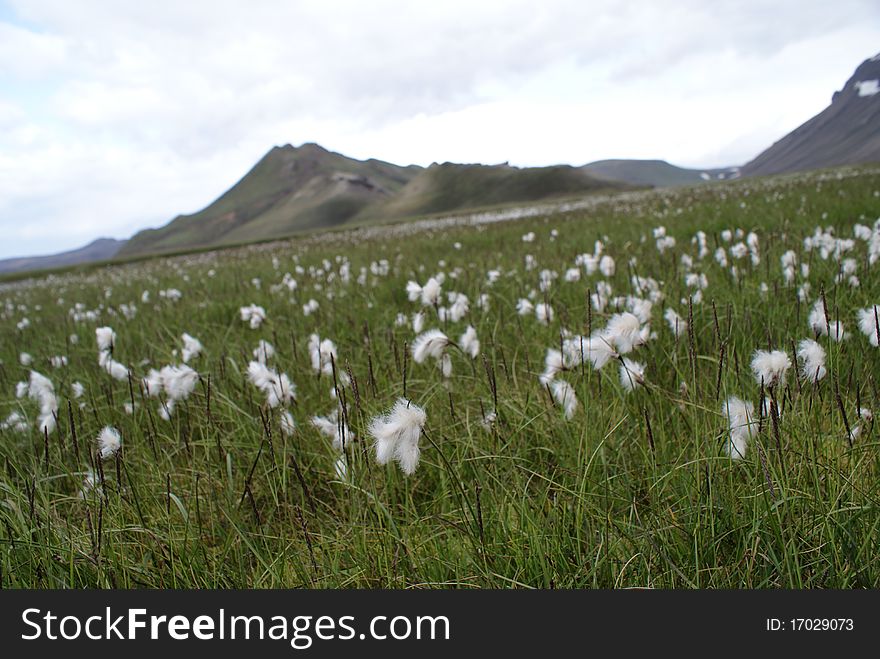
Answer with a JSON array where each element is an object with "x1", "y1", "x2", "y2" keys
[{"x1": 1, "y1": 0, "x2": 879, "y2": 258}]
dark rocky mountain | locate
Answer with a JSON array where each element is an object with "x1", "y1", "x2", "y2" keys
[{"x1": 742, "y1": 54, "x2": 880, "y2": 176}]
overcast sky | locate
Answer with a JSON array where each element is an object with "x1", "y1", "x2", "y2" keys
[{"x1": 1, "y1": 0, "x2": 879, "y2": 259}]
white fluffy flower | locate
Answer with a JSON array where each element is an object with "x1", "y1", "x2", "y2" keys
[
  {"x1": 97, "y1": 426, "x2": 121, "y2": 459},
  {"x1": 412, "y1": 311, "x2": 425, "y2": 333},
  {"x1": 797, "y1": 339, "x2": 826, "y2": 383},
  {"x1": 604, "y1": 312, "x2": 646, "y2": 354},
  {"x1": 239, "y1": 304, "x2": 267, "y2": 329},
  {"x1": 535, "y1": 302, "x2": 554, "y2": 325},
  {"x1": 1, "y1": 411, "x2": 28, "y2": 433},
  {"x1": 722, "y1": 396, "x2": 757, "y2": 459},
  {"x1": 99, "y1": 351, "x2": 130, "y2": 381},
  {"x1": 516, "y1": 298, "x2": 534, "y2": 316},
  {"x1": 369, "y1": 398, "x2": 427, "y2": 476},
  {"x1": 160, "y1": 364, "x2": 199, "y2": 401},
  {"x1": 311, "y1": 409, "x2": 353, "y2": 451},
  {"x1": 181, "y1": 333, "x2": 203, "y2": 363},
  {"x1": 582, "y1": 334, "x2": 618, "y2": 370},
  {"x1": 253, "y1": 339, "x2": 275, "y2": 363},
  {"x1": 411, "y1": 329, "x2": 450, "y2": 364},
  {"x1": 280, "y1": 410, "x2": 296, "y2": 437},
  {"x1": 247, "y1": 361, "x2": 294, "y2": 408},
  {"x1": 857, "y1": 305, "x2": 880, "y2": 347},
  {"x1": 28, "y1": 370, "x2": 58, "y2": 435},
  {"x1": 619, "y1": 358, "x2": 646, "y2": 392},
  {"x1": 459, "y1": 326, "x2": 480, "y2": 359},
  {"x1": 664, "y1": 307, "x2": 687, "y2": 340},
  {"x1": 308, "y1": 334, "x2": 339, "y2": 376},
  {"x1": 540, "y1": 348, "x2": 565, "y2": 385},
  {"x1": 550, "y1": 379, "x2": 578, "y2": 419},
  {"x1": 418, "y1": 277, "x2": 442, "y2": 306},
  {"x1": 750, "y1": 349, "x2": 791, "y2": 387},
  {"x1": 95, "y1": 326, "x2": 116, "y2": 352}
]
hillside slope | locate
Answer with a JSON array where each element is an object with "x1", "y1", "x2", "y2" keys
[
  {"x1": 742, "y1": 54, "x2": 880, "y2": 177},
  {"x1": 0, "y1": 238, "x2": 125, "y2": 274},
  {"x1": 358, "y1": 162, "x2": 633, "y2": 221},
  {"x1": 119, "y1": 143, "x2": 420, "y2": 257},
  {"x1": 581, "y1": 159, "x2": 739, "y2": 187}
]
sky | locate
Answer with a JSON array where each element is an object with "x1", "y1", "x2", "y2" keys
[{"x1": 1, "y1": 0, "x2": 879, "y2": 259}]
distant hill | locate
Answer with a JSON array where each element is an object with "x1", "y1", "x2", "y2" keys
[
  {"x1": 359, "y1": 161, "x2": 633, "y2": 221},
  {"x1": 0, "y1": 238, "x2": 125, "y2": 275},
  {"x1": 119, "y1": 143, "x2": 422, "y2": 257},
  {"x1": 742, "y1": 54, "x2": 880, "y2": 177},
  {"x1": 581, "y1": 159, "x2": 739, "y2": 187},
  {"x1": 119, "y1": 146, "x2": 633, "y2": 257}
]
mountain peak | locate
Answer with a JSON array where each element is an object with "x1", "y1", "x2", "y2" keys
[{"x1": 742, "y1": 52, "x2": 880, "y2": 177}]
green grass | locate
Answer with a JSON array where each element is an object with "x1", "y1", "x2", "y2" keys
[{"x1": 2, "y1": 166, "x2": 880, "y2": 588}]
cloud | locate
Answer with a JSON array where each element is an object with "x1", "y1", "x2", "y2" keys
[{"x1": 1, "y1": 0, "x2": 879, "y2": 257}]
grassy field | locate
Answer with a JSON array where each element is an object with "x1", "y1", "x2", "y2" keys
[{"x1": 2, "y1": 166, "x2": 880, "y2": 588}]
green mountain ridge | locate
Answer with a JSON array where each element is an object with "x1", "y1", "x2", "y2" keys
[
  {"x1": 581, "y1": 159, "x2": 740, "y2": 187},
  {"x1": 119, "y1": 144, "x2": 638, "y2": 258},
  {"x1": 119, "y1": 143, "x2": 421, "y2": 257}
]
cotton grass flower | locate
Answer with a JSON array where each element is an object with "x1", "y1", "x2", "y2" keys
[
  {"x1": 407, "y1": 277, "x2": 442, "y2": 306},
  {"x1": 247, "y1": 361, "x2": 294, "y2": 409},
  {"x1": 619, "y1": 358, "x2": 646, "y2": 392},
  {"x1": 280, "y1": 410, "x2": 296, "y2": 437},
  {"x1": 550, "y1": 379, "x2": 578, "y2": 419},
  {"x1": 308, "y1": 334, "x2": 339, "y2": 376},
  {"x1": 239, "y1": 304, "x2": 266, "y2": 329},
  {"x1": 535, "y1": 302, "x2": 554, "y2": 325},
  {"x1": 750, "y1": 349, "x2": 791, "y2": 387},
  {"x1": 604, "y1": 312, "x2": 646, "y2": 354},
  {"x1": 722, "y1": 397, "x2": 757, "y2": 459},
  {"x1": 516, "y1": 298, "x2": 534, "y2": 316},
  {"x1": 97, "y1": 426, "x2": 121, "y2": 459},
  {"x1": 581, "y1": 334, "x2": 618, "y2": 370},
  {"x1": 856, "y1": 305, "x2": 880, "y2": 346},
  {"x1": 1, "y1": 411, "x2": 28, "y2": 433},
  {"x1": 95, "y1": 326, "x2": 115, "y2": 352},
  {"x1": 181, "y1": 333, "x2": 203, "y2": 363},
  {"x1": 664, "y1": 307, "x2": 687, "y2": 340},
  {"x1": 797, "y1": 339, "x2": 827, "y2": 383},
  {"x1": 160, "y1": 364, "x2": 200, "y2": 402},
  {"x1": 459, "y1": 326, "x2": 480, "y2": 359},
  {"x1": 27, "y1": 370, "x2": 58, "y2": 435},
  {"x1": 253, "y1": 339, "x2": 275, "y2": 363},
  {"x1": 369, "y1": 398, "x2": 427, "y2": 476},
  {"x1": 311, "y1": 409, "x2": 353, "y2": 451},
  {"x1": 411, "y1": 329, "x2": 450, "y2": 364}
]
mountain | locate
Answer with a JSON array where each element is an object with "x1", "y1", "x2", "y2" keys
[
  {"x1": 742, "y1": 54, "x2": 880, "y2": 177},
  {"x1": 581, "y1": 159, "x2": 739, "y2": 187},
  {"x1": 0, "y1": 238, "x2": 125, "y2": 275},
  {"x1": 359, "y1": 161, "x2": 633, "y2": 221},
  {"x1": 118, "y1": 143, "x2": 422, "y2": 257},
  {"x1": 119, "y1": 145, "x2": 632, "y2": 257}
]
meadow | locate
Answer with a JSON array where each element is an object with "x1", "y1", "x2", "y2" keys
[{"x1": 2, "y1": 165, "x2": 880, "y2": 588}]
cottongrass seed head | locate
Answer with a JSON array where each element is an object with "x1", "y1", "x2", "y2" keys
[
  {"x1": 796, "y1": 339, "x2": 827, "y2": 383},
  {"x1": 619, "y1": 358, "x2": 646, "y2": 392},
  {"x1": 97, "y1": 425, "x2": 122, "y2": 459},
  {"x1": 722, "y1": 396, "x2": 757, "y2": 459},
  {"x1": 750, "y1": 349, "x2": 791, "y2": 387},
  {"x1": 369, "y1": 398, "x2": 427, "y2": 476}
]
